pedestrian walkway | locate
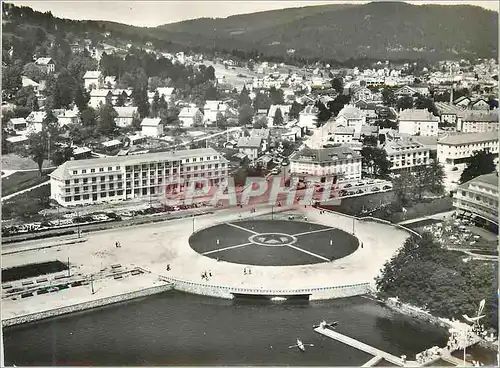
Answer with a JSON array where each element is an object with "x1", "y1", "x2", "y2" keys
[
  {"x1": 2, "y1": 181, "x2": 50, "y2": 202},
  {"x1": 398, "y1": 211, "x2": 455, "y2": 225}
]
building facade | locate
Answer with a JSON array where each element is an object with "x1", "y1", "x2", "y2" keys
[
  {"x1": 458, "y1": 111, "x2": 498, "y2": 133},
  {"x1": 398, "y1": 109, "x2": 439, "y2": 136},
  {"x1": 453, "y1": 173, "x2": 498, "y2": 229},
  {"x1": 383, "y1": 138, "x2": 430, "y2": 171},
  {"x1": 290, "y1": 146, "x2": 362, "y2": 184},
  {"x1": 49, "y1": 148, "x2": 229, "y2": 207},
  {"x1": 437, "y1": 132, "x2": 499, "y2": 165}
]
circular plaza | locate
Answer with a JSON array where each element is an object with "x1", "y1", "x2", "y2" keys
[{"x1": 189, "y1": 219, "x2": 359, "y2": 266}]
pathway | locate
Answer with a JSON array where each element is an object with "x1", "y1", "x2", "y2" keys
[
  {"x1": 398, "y1": 211, "x2": 456, "y2": 225},
  {"x1": 2, "y1": 181, "x2": 49, "y2": 202}
]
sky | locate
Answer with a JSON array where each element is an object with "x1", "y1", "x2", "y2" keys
[{"x1": 9, "y1": 0, "x2": 500, "y2": 27}]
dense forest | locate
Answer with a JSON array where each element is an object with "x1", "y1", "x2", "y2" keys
[{"x1": 2, "y1": 2, "x2": 498, "y2": 66}]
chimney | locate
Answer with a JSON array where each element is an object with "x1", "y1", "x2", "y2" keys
[{"x1": 449, "y1": 86, "x2": 454, "y2": 105}]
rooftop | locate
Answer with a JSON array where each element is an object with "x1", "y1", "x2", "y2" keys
[
  {"x1": 84, "y1": 71, "x2": 102, "y2": 79},
  {"x1": 438, "y1": 131, "x2": 498, "y2": 146},
  {"x1": 460, "y1": 172, "x2": 498, "y2": 191},
  {"x1": 237, "y1": 137, "x2": 263, "y2": 148},
  {"x1": 291, "y1": 146, "x2": 361, "y2": 163},
  {"x1": 461, "y1": 111, "x2": 498, "y2": 122},
  {"x1": 141, "y1": 118, "x2": 162, "y2": 127},
  {"x1": 399, "y1": 109, "x2": 439, "y2": 122},
  {"x1": 114, "y1": 106, "x2": 138, "y2": 118},
  {"x1": 49, "y1": 148, "x2": 223, "y2": 180}
]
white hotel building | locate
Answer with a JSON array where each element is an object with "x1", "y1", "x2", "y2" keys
[
  {"x1": 437, "y1": 132, "x2": 499, "y2": 165},
  {"x1": 453, "y1": 173, "x2": 498, "y2": 230},
  {"x1": 49, "y1": 148, "x2": 229, "y2": 207},
  {"x1": 383, "y1": 137, "x2": 430, "y2": 171},
  {"x1": 290, "y1": 146, "x2": 362, "y2": 184}
]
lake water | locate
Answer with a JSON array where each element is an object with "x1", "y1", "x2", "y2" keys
[{"x1": 3, "y1": 292, "x2": 449, "y2": 366}]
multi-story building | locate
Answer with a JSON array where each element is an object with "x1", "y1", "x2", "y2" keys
[
  {"x1": 398, "y1": 109, "x2": 439, "y2": 136},
  {"x1": 437, "y1": 132, "x2": 499, "y2": 165},
  {"x1": 383, "y1": 137, "x2": 430, "y2": 171},
  {"x1": 290, "y1": 146, "x2": 362, "y2": 184},
  {"x1": 458, "y1": 111, "x2": 498, "y2": 133},
  {"x1": 49, "y1": 148, "x2": 229, "y2": 207},
  {"x1": 453, "y1": 173, "x2": 498, "y2": 230}
]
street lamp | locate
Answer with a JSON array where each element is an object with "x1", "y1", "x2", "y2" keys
[{"x1": 192, "y1": 214, "x2": 195, "y2": 233}]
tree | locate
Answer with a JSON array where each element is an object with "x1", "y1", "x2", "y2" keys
[
  {"x1": 289, "y1": 101, "x2": 304, "y2": 121},
  {"x1": 360, "y1": 146, "x2": 391, "y2": 178},
  {"x1": 132, "y1": 87, "x2": 150, "y2": 119},
  {"x1": 204, "y1": 84, "x2": 220, "y2": 101},
  {"x1": 327, "y1": 94, "x2": 351, "y2": 116},
  {"x1": 150, "y1": 90, "x2": 161, "y2": 118},
  {"x1": 2, "y1": 62, "x2": 23, "y2": 100},
  {"x1": 80, "y1": 107, "x2": 97, "y2": 128},
  {"x1": 269, "y1": 86, "x2": 284, "y2": 105},
  {"x1": 315, "y1": 101, "x2": 332, "y2": 126},
  {"x1": 460, "y1": 150, "x2": 496, "y2": 184},
  {"x1": 274, "y1": 108, "x2": 284, "y2": 126},
  {"x1": 392, "y1": 171, "x2": 420, "y2": 205},
  {"x1": 397, "y1": 96, "x2": 414, "y2": 110},
  {"x1": 239, "y1": 86, "x2": 252, "y2": 106},
  {"x1": 51, "y1": 146, "x2": 74, "y2": 166},
  {"x1": 374, "y1": 119, "x2": 398, "y2": 129},
  {"x1": 330, "y1": 77, "x2": 344, "y2": 94},
  {"x1": 418, "y1": 161, "x2": 445, "y2": 197},
  {"x1": 23, "y1": 132, "x2": 47, "y2": 175},
  {"x1": 22, "y1": 62, "x2": 47, "y2": 83},
  {"x1": 253, "y1": 117, "x2": 268, "y2": 129},
  {"x1": 97, "y1": 104, "x2": 118, "y2": 136},
  {"x1": 381, "y1": 88, "x2": 396, "y2": 107},
  {"x1": 74, "y1": 84, "x2": 90, "y2": 113},
  {"x1": 253, "y1": 91, "x2": 271, "y2": 111},
  {"x1": 414, "y1": 95, "x2": 438, "y2": 115},
  {"x1": 238, "y1": 104, "x2": 254, "y2": 126},
  {"x1": 15, "y1": 86, "x2": 38, "y2": 110},
  {"x1": 116, "y1": 91, "x2": 128, "y2": 107}
]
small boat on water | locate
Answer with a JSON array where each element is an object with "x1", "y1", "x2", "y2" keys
[{"x1": 288, "y1": 338, "x2": 313, "y2": 352}]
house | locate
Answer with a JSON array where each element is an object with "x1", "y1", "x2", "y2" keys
[
  {"x1": 298, "y1": 105, "x2": 319, "y2": 129},
  {"x1": 101, "y1": 139, "x2": 123, "y2": 150},
  {"x1": 6, "y1": 135, "x2": 29, "y2": 145},
  {"x1": 56, "y1": 110, "x2": 79, "y2": 126},
  {"x1": 289, "y1": 146, "x2": 362, "y2": 184},
  {"x1": 236, "y1": 137, "x2": 263, "y2": 161},
  {"x1": 250, "y1": 128, "x2": 270, "y2": 151},
  {"x1": 156, "y1": 87, "x2": 175, "y2": 101},
  {"x1": 203, "y1": 100, "x2": 227, "y2": 125},
  {"x1": 103, "y1": 76, "x2": 117, "y2": 89},
  {"x1": 21, "y1": 76, "x2": 40, "y2": 94},
  {"x1": 35, "y1": 57, "x2": 55, "y2": 73},
  {"x1": 178, "y1": 107, "x2": 203, "y2": 128},
  {"x1": 89, "y1": 89, "x2": 112, "y2": 108},
  {"x1": 25, "y1": 111, "x2": 46, "y2": 133},
  {"x1": 470, "y1": 99, "x2": 490, "y2": 111},
  {"x1": 394, "y1": 85, "x2": 419, "y2": 98},
  {"x1": 114, "y1": 107, "x2": 139, "y2": 128},
  {"x1": 398, "y1": 109, "x2": 439, "y2": 136},
  {"x1": 267, "y1": 104, "x2": 291, "y2": 127},
  {"x1": 8, "y1": 118, "x2": 28, "y2": 134},
  {"x1": 434, "y1": 102, "x2": 465, "y2": 127},
  {"x1": 453, "y1": 96, "x2": 472, "y2": 108},
  {"x1": 351, "y1": 86, "x2": 373, "y2": 103},
  {"x1": 83, "y1": 71, "x2": 102, "y2": 90},
  {"x1": 127, "y1": 134, "x2": 147, "y2": 146},
  {"x1": 335, "y1": 105, "x2": 367, "y2": 133},
  {"x1": 458, "y1": 111, "x2": 498, "y2": 133},
  {"x1": 331, "y1": 126, "x2": 355, "y2": 144},
  {"x1": 140, "y1": 118, "x2": 163, "y2": 137},
  {"x1": 73, "y1": 146, "x2": 92, "y2": 159}
]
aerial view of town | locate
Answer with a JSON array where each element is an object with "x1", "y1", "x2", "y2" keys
[{"x1": 0, "y1": 0, "x2": 498, "y2": 366}]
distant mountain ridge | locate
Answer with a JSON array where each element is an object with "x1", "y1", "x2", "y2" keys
[{"x1": 157, "y1": 2, "x2": 498, "y2": 61}]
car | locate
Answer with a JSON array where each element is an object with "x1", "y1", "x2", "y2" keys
[
  {"x1": 344, "y1": 183, "x2": 352, "y2": 188},
  {"x1": 347, "y1": 191, "x2": 355, "y2": 196},
  {"x1": 382, "y1": 185, "x2": 392, "y2": 190},
  {"x1": 366, "y1": 180, "x2": 375, "y2": 185},
  {"x1": 356, "y1": 189, "x2": 363, "y2": 194},
  {"x1": 355, "y1": 182, "x2": 364, "y2": 186},
  {"x1": 371, "y1": 187, "x2": 380, "y2": 192},
  {"x1": 451, "y1": 166, "x2": 458, "y2": 171},
  {"x1": 271, "y1": 168, "x2": 281, "y2": 175}
]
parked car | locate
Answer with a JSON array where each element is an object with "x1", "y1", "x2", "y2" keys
[
  {"x1": 451, "y1": 166, "x2": 458, "y2": 171},
  {"x1": 356, "y1": 189, "x2": 363, "y2": 194},
  {"x1": 367, "y1": 180, "x2": 375, "y2": 185},
  {"x1": 371, "y1": 187, "x2": 380, "y2": 192},
  {"x1": 355, "y1": 182, "x2": 364, "y2": 186},
  {"x1": 344, "y1": 183, "x2": 352, "y2": 188},
  {"x1": 348, "y1": 191, "x2": 355, "y2": 196},
  {"x1": 383, "y1": 185, "x2": 392, "y2": 190}
]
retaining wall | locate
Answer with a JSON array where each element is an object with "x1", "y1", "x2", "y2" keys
[
  {"x1": 161, "y1": 275, "x2": 371, "y2": 300},
  {"x1": 2, "y1": 283, "x2": 173, "y2": 327}
]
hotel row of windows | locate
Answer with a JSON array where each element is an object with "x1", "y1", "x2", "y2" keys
[
  {"x1": 458, "y1": 191, "x2": 498, "y2": 207},
  {"x1": 65, "y1": 167, "x2": 227, "y2": 185},
  {"x1": 68, "y1": 157, "x2": 224, "y2": 176}
]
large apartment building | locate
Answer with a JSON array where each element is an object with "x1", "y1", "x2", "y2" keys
[
  {"x1": 290, "y1": 146, "x2": 362, "y2": 184},
  {"x1": 398, "y1": 109, "x2": 439, "y2": 136},
  {"x1": 458, "y1": 111, "x2": 499, "y2": 133},
  {"x1": 49, "y1": 148, "x2": 229, "y2": 207},
  {"x1": 383, "y1": 137, "x2": 430, "y2": 171},
  {"x1": 453, "y1": 173, "x2": 498, "y2": 230},
  {"x1": 437, "y1": 132, "x2": 499, "y2": 165}
]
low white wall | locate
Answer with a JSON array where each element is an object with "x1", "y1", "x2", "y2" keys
[
  {"x1": 2, "y1": 284, "x2": 173, "y2": 327},
  {"x1": 162, "y1": 276, "x2": 371, "y2": 300}
]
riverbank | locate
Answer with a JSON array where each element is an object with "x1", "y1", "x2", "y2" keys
[{"x1": 2, "y1": 274, "x2": 171, "y2": 327}]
